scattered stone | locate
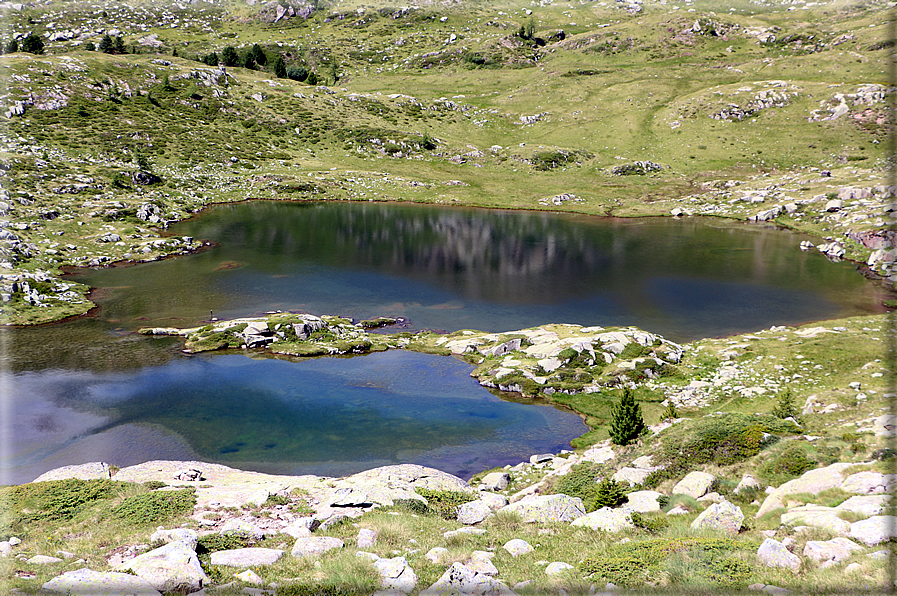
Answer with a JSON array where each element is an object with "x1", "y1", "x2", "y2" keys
[
  {"x1": 690, "y1": 500, "x2": 744, "y2": 534},
  {"x1": 458, "y1": 500, "x2": 494, "y2": 525},
  {"x1": 479, "y1": 472, "x2": 511, "y2": 491},
  {"x1": 757, "y1": 538, "x2": 801, "y2": 573},
  {"x1": 425, "y1": 547, "x2": 449, "y2": 564},
  {"x1": 219, "y1": 519, "x2": 266, "y2": 540},
  {"x1": 422, "y1": 562, "x2": 515, "y2": 595},
  {"x1": 780, "y1": 506, "x2": 850, "y2": 535},
  {"x1": 756, "y1": 463, "x2": 855, "y2": 518},
  {"x1": 149, "y1": 528, "x2": 198, "y2": 551},
  {"x1": 291, "y1": 536, "x2": 345, "y2": 557},
  {"x1": 672, "y1": 471, "x2": 715, "y2": 499},
  {"x1": 41, "y1": 568, "x2": 161, "y2": 595},
  {"x1": 173, "y1": 468, "x2": 203, "y2": 481},
  {"x1": 210, "y1": 548, "x2": 284, "y2": 567},
  {"x1": 835, "y1": 495, "x2": 890, "y2": 517},
  {"x1": 27, "y1": 555, "x2": 63, "y2": 564},
  {"x1": 848, "y1": 515, "x2": 897, "y2": 545},
  {"x1": 503, "y1": 539, "x2": 533, "y2": 557},
  {"x1": 841, "y1": 471, "x2": 893, "y2": 494},
  {"x1": 373, "y1": 556, "x2": 418, "y2": 593},
  {"x1": 545, "y1": 561, "x2": 574, "y2": 575},
  {"x1": 622, "y1": 491, "x2": 664, "y2": 513},
  {"x1": 735, "y1": 474, "x2": 762, "y2": 493},
  {"x1": 235, "y1": 569, "x2": 264, "y2": 584},
  {"x1": 467, "y1": 551, "x2": 499, "y2": 576},
  {"x1": 357, "y1": 529, "x2": 378, "y2": 549},
  {"x1": 803, "y1": 537, "x2": 862, "y2": 568},
  {"x1": 571, "y1": 507, "x2": 634, "y2": 533},
  {"x1": 113, "y1": 540, "x2": 208, "y2": 594},
  {"x1": 498, "y1": 494, "x2": 585, "y2": 523}
]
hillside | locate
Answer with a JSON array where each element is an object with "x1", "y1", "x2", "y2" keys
[{"x1": 0, "y1": 0, "x2": 893, "y2": 324}]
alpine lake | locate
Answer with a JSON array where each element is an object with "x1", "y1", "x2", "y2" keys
[{"x1": 3, "y1": 201, "x2": 888, "y2": 484}]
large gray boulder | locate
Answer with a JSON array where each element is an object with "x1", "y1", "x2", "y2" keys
[
  {"x1": 690, "y1": 500, "x2": 744, "y2": 534},
  {"x1": 373, "y1": 556, "x2": 418, "y2": 593},
  {"x1": 113, "y1": 540, "x2": 208, "y2": 594},
  {"x1": 849, "y1": 515, "x2": 897, "y2": 545},
  {"x1": 41, "y1": 568, "x2": 161, "y2": 595},
  {"x1": 458, "y1": 500, "x2": 494, "y2": 525},
  {"x1": 622, "y1": 490, "x2": 664, "y2": 513},
  {"x1": 803, "y1": 537, "x2": 862, "y2": 568},
  {"x1": 757, "y1": 538, "x2": 801, "y2": 573},
  {"x1": 498, "y1": 494, "x2": 585, "y2": 523},
  {"x1": 756, "y1": 463, "x2": 855, "y2": 518},
  {"x1": 479, "y1": 472, "x2": 511, "y2": 492},
  {"x1": 672, "y1": 471, "x2": 715, "y2": 499},
  {"x1": 149, "y1": 528, "x2": 198, "y2": 551},
  {"x1": 32, "y1": 462, "x2": 111, "y2": 482},
  {"x1": 210, "y1": 547, "x2": 284, "y2": 567},
  {"x1": 502, "y1": 539, "x2": 533, "y2": 557},
  {"x1": 612, "y1": 467, "x2": 652, "y2": 487},
  {"x1": 420, "y1": 562, "x2": 516, "y2": 595},
  {"x1": 291, "y1": 536, "x2": 344, "y2": 557},
  {"x1": 835, "y1": 495, "x2": 890, "y2": 517},
  {"x1": 840, "y1": 471, "x2": 894, "y2": 494},
  {"x1": 780, "y1": 506, "x2": 850, "y2": 535},
  {"x1": 571, "y1": 507, "x2": 634, "y2": 532}
]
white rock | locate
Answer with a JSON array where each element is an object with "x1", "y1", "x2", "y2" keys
[
  {"x1": 357, "y1": 528, "x2": 378, "y2": 549},
  {"x1": 849, "y1": 516, "x2": 897, "y2": 545},
  {"x1": 458, "y1": 500, "x2": 494, "y2": 525},
  {"x1": 757, "y1": 538, "x2": 801, "y2": 573},
  {"x1": 545, "y1": 561, "x2": 574, "y2": 575},
  {"x1": 291, "y1": 536, "x2": 344, "y2": 557},
  {"x1": 571, "y1": 507, "x2": 634, "y2": 532},
  {"x1": 373, "y1": 556, "x2": 418, "y2": 593},
  {"x1": 113, "y1": 540, "x2": 208, "y2": 594},
  {"x1": 503, "y1": 539, "x2": 533, "y2": 557},
  {"x1": 672, "y1": 471, "x2": 715, "y2": 498},
  {"x1": 41, "y1": 569, "x2": 161, "y2": 595}
]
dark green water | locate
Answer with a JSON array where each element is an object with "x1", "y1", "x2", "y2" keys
[{"x1": 4, "y1": 202, "x2": 886, "y2": 484}]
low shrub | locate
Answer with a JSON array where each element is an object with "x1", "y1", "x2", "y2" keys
[
  {"x1": 3, "y1": 479, "x2": 124, "y2": 528},
  {"x1": 759, "y1": 445, "x2": 817, "y2": 484},
  {"x1": 112, "y1": 488, "x2": 196, "y2": 525},
  {"x1": 196, "y1": 532, "x2": 252, "y2": 555},
  {"x1": 414, "y1": 488, "x2": 477, "y2": 520},
  {"x1": 630, "y1": 511, "x2": 669, "y2": 534}
]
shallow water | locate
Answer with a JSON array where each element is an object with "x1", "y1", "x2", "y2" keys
[{"x1": 4, "y1": 202, "x2": 887, "y2": 484}]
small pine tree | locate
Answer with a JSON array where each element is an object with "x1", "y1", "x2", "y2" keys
[
  {"x1": 609, "y1": 387, "x2": 646, "y2": 446},
  {"x1": 242, "y1": 52, "x2": 256, "y2": 70},
  {"x1": 591, "y1": 477, "x2": 627, "y2": 509},
  {"x1": 306, "y1": 71, "x2": 318, "y2": 85},
  {"x1": 661, "y1": 402, "x2": 678, "y2": 421},
  {"x1": 221, "y1": 46, "x2": 239, "y2": 67},
  {"x1": 249, "y1": 43, "x2": 266, "y2": 66},
  {"x1": 84, "y1": 41, "x2": 96, "y2": 51},
  {"x1": 772, "y1": 389, "x2": 800, "y2": 422},
  {"x1": 21, "y1": 33, "x2": 44, "y2": 55},
  {"x1": 6, "y1": 39, "x2": 19, "y2": 53},
  {"x1": 272, "y1": 55, "x2": 286, "y2": 78},
  {"x1": 287, "y1": 66, "x2": 308, "y2": 82}
]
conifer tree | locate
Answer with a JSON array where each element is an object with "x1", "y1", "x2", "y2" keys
[
  {"x1": 772, "y1": 388, "x2": 800, "y2": 422},
  {"x1": 609, "y1": 387, "x2": 646, "y2": 446},
  {"x1": 221, "y1": 46, "x2": 239, "y2": 67},
  {"x1": 272, "y1": 55, "x2": 286, "y2": 78}
]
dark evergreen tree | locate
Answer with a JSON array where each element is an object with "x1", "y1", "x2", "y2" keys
[
  {"x1": 306, "y1": 71, "x2": 318, "y2": 85},
  {"x1": 202, "y1": 51, "x2": 219, "y2": 66},
  {"x1": 5, "y1": 39, "x2": 18, "y2": 53},
  {"x1": 84, "y1": 41, "x2": 96, "y2": 51},
  {"x1": 112, "y1": 36, "x2": 126, "y2": 55},
  {"x1": 592, "y1": 477, "x2": 627, "y2": 509},
  {"x1": 242, "y1": 52, "x2": 256, "y2": 70},
  {"x1": 249, "y1": 43, "x2": 266, "y2": 66},
  {"x1": 609, "y1": 387, "x2": 646, "y2": 446},
  {"x1": 287, "y1": 66, "x2": 308, "y2": 82},
  {"x1": 98, "y1": 34, "x2": 114, "y2": 54},
  {"x1": 272, "y1": 55, "x2": 286, "y2": 78},
  {"x1": 221, "y1": 46, "x2": 239, "y2": 67},
  {"x1": 21, "y1": 33, "x2": 44, "y2": 55}
]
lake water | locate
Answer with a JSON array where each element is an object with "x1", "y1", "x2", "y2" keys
[{"x1": 3, "y1": 202, "x2": 887, "y2": 484}]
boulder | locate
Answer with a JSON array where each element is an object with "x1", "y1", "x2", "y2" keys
[
  {"x1": 291, "y1": 536, "x2": 344, "y2": 557},
  {"x1": 835, "y1": 495, "x2": 890, "y2": 517},
  {"x1": 803, "y1": 537, "x2": 862, "y2": 567},
  {"x1": 219, "y1": 518, "x2": 266, "y2": 540},
  {"x1": 690, "y1": 500, "x2": 744, "y2": 534},
  {"x1": 210, "y1": 547, "x2": 284, "y2": 567},
  {"x1": 479, "y1": 472, "x2": 511, "y2": 491},
  {"x1": 545, "y1": 562, "x2": 574, "y2": 575},
  {"x1": 425, "y1": 547, "x2": 450, "y2": 564},
  {"x1": 503, "y1": 539, "x2": 533, "y2": 557},
  {"x1": 840, "y1": 471, "x2": 893, "y2": 494},
  {"x1": 757, "y1": 538, "x2": 801, "y2": 573},
  {"x1": 373, "y1": 556, "x2": 418, "y2": 593},
  {"x1": 498, "y1": 494, "x2": 585, "y2": 523},
  {"x1": 580, "y1": 445, "x2": 615, "y2": 464},
  {"x1": 467, "y1": 551, "x2": 499, "y2": 576},
  {"x1": 780, "y1": 506, "x2": 850, "y2": 535},
  {"x1": 571, "y1": 507, "x2": 634, "y2": 532},
  {"x1": 421, "y1": 562, "x2": 515, "y2": 595},
  {"x1": 149, "y1": 528, "x2": 198, "y2": 551},
  {"x1": 848, "y1": 515, "x2": 897, "y2": 545},
  {"x1": 458, "y1": 500, "x2": 494, "y2": 525},
  {"x1": 612, "y1": 467, "x2": 652, "y2": 487},
  {"x1": 672, "y1": 471, "x2": 715, "y2": 499},
  {"x1": 41, "y1": 568, "x2": 161, "y2": 595},
  {"x1": 477, "y1": 492, "x2": 509, "y2": 510},
  {"x1": 235, "y1": 569, "x2": 263, "y2": 584},
  {"x1": 622, "y1": 490, "x2": 664, "y2": 513},
  {"x1": 735, "y1": 474, "x2": 762, "y2": 493},
  {"x1": 357, "y1": 528, "x2": 377, "y2": 549},
  {"x1": 113, "y1": 540, "x2": 208, "y2": 594},
  {"x1": 443, "y1": 527, "x2": 486, "y2": 540},
  {"x1": 28, "y1": 555, "x2": 63, "y2": 564},
  {"x1": 756, "y1": 462, "x2": 855, "y2": 518},
  {"x1": 32, "y1": 462, "x2": 111, "y2": 482}
]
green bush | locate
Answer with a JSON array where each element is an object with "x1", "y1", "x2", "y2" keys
[
  {"x1": 771, "y1": 388, "x2": 800, "y2": 422},
  {"x1": 759, "y1": 445, "x2": 816, "y2": 483},
  {"x1": 3, "y1": 479, "x2": 123, "y2": 527},
  {"x1": 414, "y1": 488, "x2": 476, "y2": 520},
  {"x1": 630, "y1": 511, "x2": 669, "y2": 534},
  {"x1": 196, "y1": 532, "x2": 252, "y2": 555},
  {"x1": 112, "y1": 488, "x2": 196, "y2": 525}
]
